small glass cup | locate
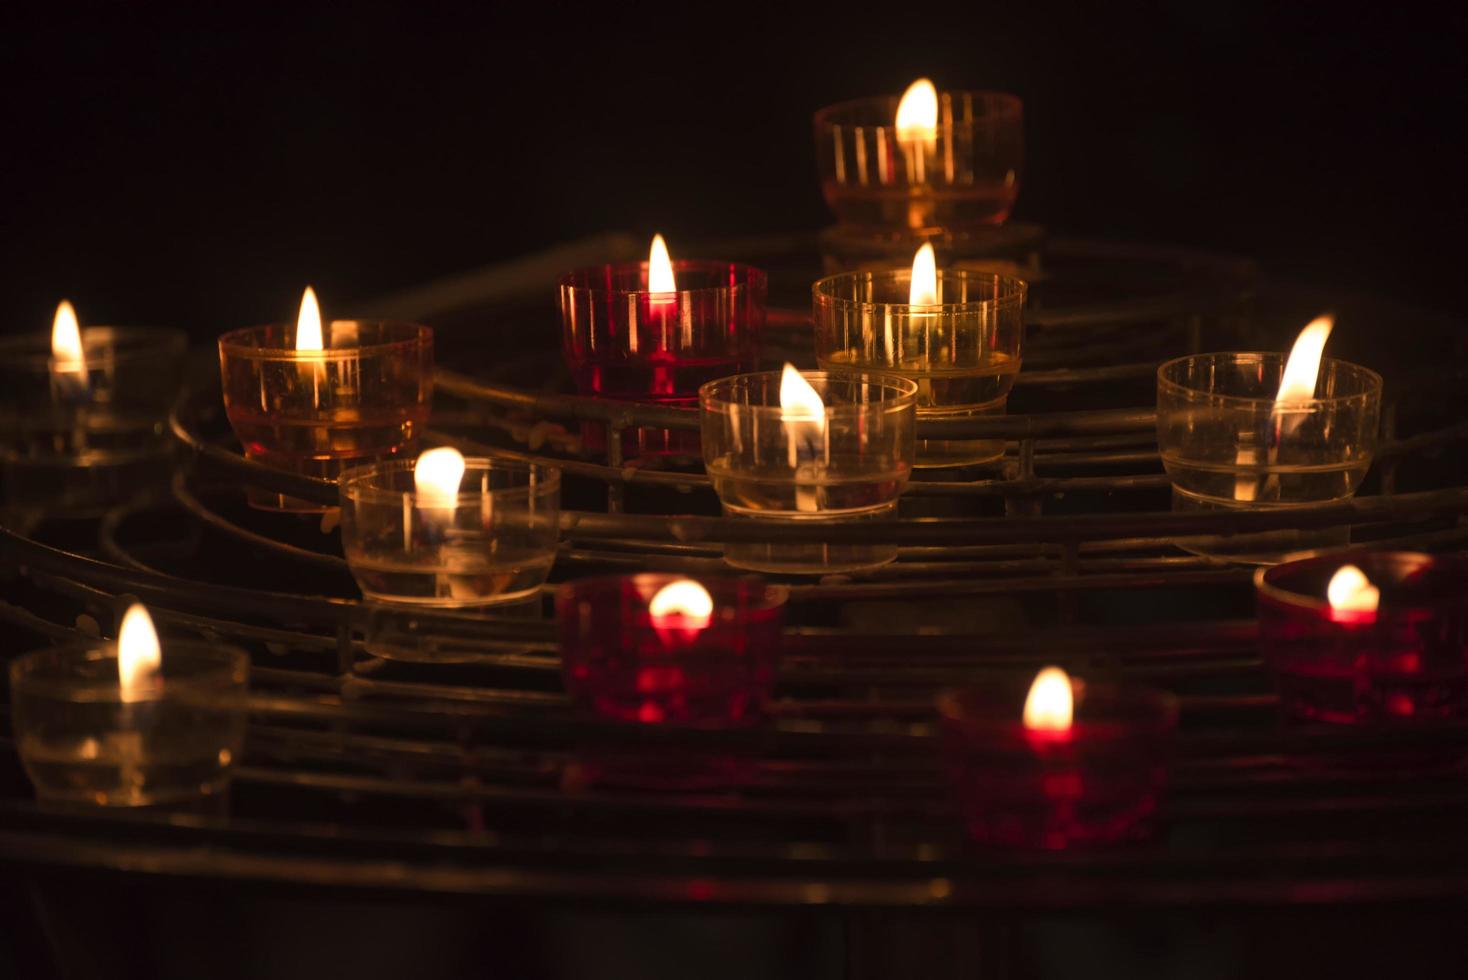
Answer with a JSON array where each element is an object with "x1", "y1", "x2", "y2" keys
[
  {"x1": 218, "y1": 320, "x2": 434, "y2": 512},
  {"x1": 560, "y1": 261, "x2": 766, "y2": 459},
  {"x1": 937, "y1": 677, "x2": 1178, "y2": 850},
  {"x1": 10, "y1": 642, "x2": 249, "y2": 806},
  {"x1": 0, "y1": 327, "x2": 187, "y2": 518},
  {"x1": 814, "y1": 90, "x2": 1023, "y2": 231},
  {"x1": 339, "y1": 456, "x2": 560, "y2": 659},
  {"x1": 700, "y1": 370, "x2": 917, "y2": 573},
  {"x1": 557, "y1": 573, "x2": 786, "y2": 788},
  {"x1": 1256, "y1": 551, "x2": 1468, "y2": 726},
  {"x1": 813, "y1": 269, "x2": 1026, "y2": 467},
  {"x1": 1157, "y1": 352, "x2": 1382, "y2": 562}
]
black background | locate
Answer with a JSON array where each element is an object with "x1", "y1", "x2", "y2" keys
[{"x1": 3, "y1": 2, "x2": 1466, "y2": 337}]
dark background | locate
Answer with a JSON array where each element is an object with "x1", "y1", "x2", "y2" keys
[{"x1": 3, "y1": 2, "x2": 1466, "y2": 337}]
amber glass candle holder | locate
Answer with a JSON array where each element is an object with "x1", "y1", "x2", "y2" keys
[
  {"x1": 339, "y1": 456, "x2": 560, "y2": 659},
  {"x1": 1257, "y1": 551, "x2": 1468, "y2": 725},
  {"x1": 560, "y1": 261, "x2": 766, "y2": 459},
  {"x1": 10, "y1": 642, "x2": 249, "y2": 806},
  {"x1": 218, "y1": 321, "x2": 433, "y2": 512},
  {"x1": 0, "y1": 327, "x2": 186, "y2": 517},
  {"x1": 815, "y1": 91, "x2": 1023, "y2": 231},
  {"x1": 1157, "y1": 352, "x2": 1382, "y2": 562},
  {"x1": 557, "y1": 573, "x2": 786, "y2": 788},
  {"x1": 937, "y1": 678, "x2": 1178, "y2": 850},
  {"x1": 813, "y1": 269, "x2": 1025, "y2": 467},
  {"x1": 700, "y1": 370, "x2": 917, "y2": 573}
]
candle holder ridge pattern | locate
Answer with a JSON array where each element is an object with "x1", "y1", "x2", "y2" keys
[
  {"x1": 560, "y1": 260, "x2": 766, "y2": 458},
  {"x1": 10, "y1": 642, "x2": 249, "y2": 806},
  {"x1": 218, "y1": 320, "x2": 433, "y2": 512},
  {"x1": 815, "y1": 91, "x2": 1023, "y2": 231},
  {"x1": 813, "y1": 269, "x2": 1025, "y2": 467},
  {"x1": 700, "y1": 369, "x2": 917, "y2": 573},
  {"x1": 1256, "y1": 550, "x2": 1468, "y2": 726},
  {"x1": 938, "y1": 677, "x2": 1178, "y2": 849}
]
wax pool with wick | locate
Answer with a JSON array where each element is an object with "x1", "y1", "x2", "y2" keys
[
  {"x1": 814, "y1": 242, "x2": 1027, "y2": 467},
  {"x1": 938, "y1": 667, "x2": 1178, "y2": 849},
  {"x1": 557, "y1": 574, "x2": 786, "y2": 787},
  {"x1": 1157, "y1": 313, "x2": 1383, "y2": 561},
  {"x1": 814, "y1": 77, "x2": 1024, "y2": 231},
  {"x1": 0, "y1": 300, "x2": 187, "y2": 516},
  {"x1": 699, "y1": 363, "x2": 918, "y2": 573},
  {"x1": 1257, "y1": 550, "x2": 1468, "y2": 725},
  {"x1": 339, "y1": 446, "x2": 561, "y2": 660},
  {"x1": 9, "y1": 603, "x2": 249, "y2": 806},
  {"x1": 559, "y1": 234, "x2": 766, "y2": 459},
  {"x1": 218, "y1": 286, "x2": 434, "y2": 512}
]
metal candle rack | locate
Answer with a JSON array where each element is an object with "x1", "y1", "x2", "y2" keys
[{"x1": 3, "y1": 233, "x2": 1468, "y2": 957}]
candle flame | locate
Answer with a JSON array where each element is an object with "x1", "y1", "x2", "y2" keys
[
  {"x1": 779, "y1": 363, "x2": 825, "y2": 422},
  {"x1": 1023, "y1": 666, "x2": 1074, "y2": 733},
  {"x1": 51, "y1": 300, "x2": 86, "y2": 374},
  {"x1": 1275, "y1": 314, "x2": 1334, "y2": 408},
  {"x1": 414, "y1": 446, "x2": 466, "y2": 509},
  {"x1": 895, "y1": 78, "x2": 939, "y2": 141},
  {"x1": 1327, "y1": 564, "x2": 1380, "y2": 619},
  {"x1": 909, "y1": 242, "x2": 938, "y2": 306},
  {"x1": 648, "y1": 234, "x2": 677, "y2": 294},
  {"x1": 649, "y1": 579, "x2": 714, "y2": 629},
  {"x1": 295, "y1": 286, "x2": 323, "y2": 352},
  {"x1": 118, "y1": 603, "x2": 162, "y2": 701}
]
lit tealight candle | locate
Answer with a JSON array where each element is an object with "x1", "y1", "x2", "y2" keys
[
  {"x1": 648, "y1": 578, "x2": 714, "y2": 646},
  {"x1": 118, "y1": 602, "x2": 163, "y2": 701},
  {"x1": 414, "y1": 446, "x2": 466, "y2": 512},
  {"x1": 779, "y1": 364, "x2": 828, "y2": 513},
  {"x1": 908, "y1": 242, "x2": 938, "y2": 307},
  {"x1": 1023, "y1": 665, "x2": 1074, "y2": 742},
  {"x1": 295, "y1": 285, "x2": 325, "y2": 408},
  {"x1": 50, "y1": 300, "x2": 89, "y2": 404},
  {"x1": 895, "y1": 77, "x2": 939, "y2": 185},
  {"x1": 1234, "y1": 313, "x2": 1334, "y2": 502},
  {"x1": 1326, "y1": 563, "x2": 1380, "y2": 623}
]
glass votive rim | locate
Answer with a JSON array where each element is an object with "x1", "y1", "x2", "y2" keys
[
  {"x1": 699, "y1": 369, "x2": 919, "y2": 418},
  {"x1": 936, "y1": 678, "x2": 1179, "y2": 743},
  {"x1": 218, "y1": 320, "x2": 432, "y2": 361},
  {"x1": 0, "y1": 326, "x2": 188, "y2": 374},
  {"x1": 814, "y1": 89, "x2": 1023, "y2": 133},
  {"x1": 1157, "y1": 351, "x2": 1383, "y2": 409},
  {"x1": 1254, "y1": 549, "x2": 1468, "y2": 621},
  {"x1": 559, "y1": 259, "x2": 767, "y2": 300},
  {"x1": 338, "y1": 454, "x2": 561, "y2": 507},
  {"x1": 813, "y1": 267, "x2": 1028, "y2": 316},
  {"x1": 10, "y1": 641, "x2": 250, "y2": 704}
]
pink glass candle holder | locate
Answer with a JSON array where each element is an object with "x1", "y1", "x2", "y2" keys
[
  {"x1": 815, "y1": 90, "x2": 1023, "y2": 231},
  {"x1": 10, "y1": 641, "x2": 249, "y2": 806},
  {"x1": 218, "y1": 320, "x2": 434, "y2": 512},
  {"x1": 556, "y1": 574, "x2": 786, "y2": 788},
  {"x1": 937, "y1": 677, "x2": 1178, "y2": 849},
  {"x1": 559, "y1": 259, "x2": 766, "y2": 459},
  {"x1": 1256, "y1": 551, "x2": 1468, "y2": 725}
]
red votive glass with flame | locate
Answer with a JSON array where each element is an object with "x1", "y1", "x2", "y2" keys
[
  {"x1": 559, "y1": 242, "x2": 766, "y2": 460},
  {"x1": 1256, "y1": 550, "x2": 1468, "y2": 725},
  {"x1": 937, "y1": 670, "x2": 1178, "y2": 850}
]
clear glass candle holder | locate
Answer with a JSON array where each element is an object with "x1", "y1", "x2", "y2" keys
[
  {"x1": 339, "y1": 456, "x2": 561, "y2": 657},
  {"x1": 560, "y1": 261, "x2": 766, "y2": 459},
  {"x1": 0, "y1": 327, "x2": 186, "y2": 517},
  {"x1": 814, "y1": 90, "x2": 1023, "y2": 231},
  {"x1": 557, "y1": 573, "x2": 786, "y2": 789},
  {"x1": 937, "y1": 678, "x2": 1178, "y2": 850},
  {"x1": 813, "y1": 269, "x2": 1026, "y2": 467},
  {"x1": 1157, "y1": 352, "x2": 1382, "y2": 562},
  {"x1": 1257, "y1": 551, "x2": 1468, "y2": 726},
  {"x1": 218, "y1": 320, "x2": 434, "y2": 512},
  {"x1": 10, "y1": 642, "x2": 249, "y2": 807},
  {"x1": 700, "y1": 370, "x2": 917, "y2": 573}
]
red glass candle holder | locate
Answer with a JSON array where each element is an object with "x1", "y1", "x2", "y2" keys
[
  {"x1": 559, "y1": 261, "x2": 766, "y2": 459},
  {"x1": 1256, "y1": 551, "x2": 1468, "y2": 725},
  {"x1": 937, "y1": 678, "x2": 1178, "y2": 850},
  {"x1": 556, "y1": 573, "x2": 786, "y2": 788},
  {"x1": 218, "y1": 321, "x2": 433, "y2": 512}
]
